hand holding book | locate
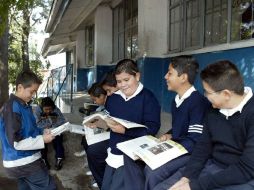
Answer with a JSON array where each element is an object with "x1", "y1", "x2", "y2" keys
[{"x1": 104, "y1": 118, "x2": 126, "y2": 134}]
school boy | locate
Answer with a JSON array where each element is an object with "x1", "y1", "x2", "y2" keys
[
  {"x1": 33, "y1": 97, "x2": 66, "y2": 170},
  {"x1": 165, "y1": 60, "x2": 254, "y2": 190},
  {"x1": 0, "y1": 71, "x2": 56, "y2": 190},
  {"x1": 144, "y1": 55, "x2": 210, "y2": 190}
]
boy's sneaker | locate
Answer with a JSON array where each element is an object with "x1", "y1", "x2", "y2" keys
[
  {"x1": 74, "y1": 150, "x2": 86, "y2": 157},
  {"x1": 90, "y1": 178, "x2": 98, "y2": 188},
  {"x1": 86, "y1": 170, "x2": 92, "y2": 176},
  {"x1": 55, "y1": 158, "x2": 63, "y2": 170}
]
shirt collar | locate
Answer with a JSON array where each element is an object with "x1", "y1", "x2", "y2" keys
[
  {"x1": 10, "y1": 93, "x2": 29, "y2": 106},
  {"x1": 175, "y1": 86, "x2": 196, "y2": 107},
  {"x1": 115, "y1": 82, "x2": 144, "y2": 101},
  {"x1": 220, "y1": 87, "x2": 253, "y2": 118}
]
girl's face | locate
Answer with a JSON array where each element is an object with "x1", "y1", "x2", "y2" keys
[
  {"x1": 116, "y1": 72, "x2": 140, "y2": 97},
  {"x1": 102, "y1": 85, "x2": 118, "y2": 96},
  {"x1": 90, "y1": 94, "x2": 106, "y2": 105}
]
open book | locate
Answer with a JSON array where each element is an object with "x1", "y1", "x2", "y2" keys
[
  {"x1": 82, "y1": 112, "x2": 147, "y2": 129},
  {"x1": 117, "y1": 135, "x2": 188, "y2": 170},
  {"x1": 84, "y1": 126, "x2": 110, "y2": 145},
  {"x1": 50, "y1": 122, "x2": 86, "y2": 136},
  {"x1": 51, "y1": 122, "x2": 71, "y2": 136}
]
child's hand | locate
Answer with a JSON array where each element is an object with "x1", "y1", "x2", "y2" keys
[
  {"x1": 169, "y1": 177, "x2": 190, "y2": 190},
  {"x1": 105, "y1": 118, "x2": 125, "y2": 134},
  {"x1": 43, "y1": 128, "x2": 51, "y2": 134},
  {"x1": 43, "y1": 133, "x2": 55, "y2": 143},
  {"x1": 159, "y1": 134, "x2": 172, "y2": 141}
]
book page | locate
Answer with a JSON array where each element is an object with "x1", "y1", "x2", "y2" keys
[
  {"x1": 85, "y1": 126, "x2": 110, "y2": 145},
  {"x1": 117, "y1": 136, "x2": 159, "y2": 160},
  {"x1": 51, "y1": 122, "x2": 70, "y2": 136},
  {"x1": 135, "y1": 140, "x2": 188, "y2": 170}
]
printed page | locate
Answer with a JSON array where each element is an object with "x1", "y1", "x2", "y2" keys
[
  {"x1": 117, "y1": 136, "x2": 159, "y2": 160},
  {"x1": 85, "y1": 126, "x2": 110, "y2": 145},
  {"x1": 51, "y1": 122, "x2": 70, "y2": 136},
  {"x1": 135, "y1": 140, "x2": 188, "y2": 170}
]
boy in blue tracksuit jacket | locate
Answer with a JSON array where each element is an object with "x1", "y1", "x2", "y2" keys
[
  {"x1": 144, "y1": 55, "x2": 210, "y2": 190},
  {"x1": 0, "y1": 71, "x2": 56, "y2": 190}
]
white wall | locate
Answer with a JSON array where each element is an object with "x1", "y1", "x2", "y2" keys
[
  {"x1": 138, "y1": 0, "x2": 168, "y2": 57},
  {"x1": 94, "y1": 5, "x2": 113, "y2": 65},
  {"x1": 76, "y1": 30, "x2": 86, "y2": 68}
]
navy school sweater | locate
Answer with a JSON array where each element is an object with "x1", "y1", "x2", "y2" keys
[
  {"x1": 170, "y1": 91, "x2": 210, "y2": 153},
  {"x1": 184, "y1": 96, "x2": 254, "y2": 190},
  {"x1": 105, "y1": 88, "x2": 161, "y2": 155}
]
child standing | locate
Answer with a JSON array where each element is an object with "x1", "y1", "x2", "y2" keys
[
  {"x1": 101, "y1": 59, "x2": 161, "y2": 190},
  {"x1": 144, "y1": 55, "x2": 210, "y2": 190},
  {"x1": 167, "y1": 60, "x2": 254, "y2": 190},
  {"x1": 0, "y1": 71, "x2": 56, "y2": 190}
]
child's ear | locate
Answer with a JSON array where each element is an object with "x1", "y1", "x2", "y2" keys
[
  {"x1": 180, "y1": 73, "x2": 188, "y2": 83},
  {"x1": 17, "y1": 84, "x2": 23, "y2": 91},
  {"x1": 222, "y1": 89, "x2": 233, "y2": 100},
  {"x1": 135, "y1": 72, "x2": 141, "y2": 82}
]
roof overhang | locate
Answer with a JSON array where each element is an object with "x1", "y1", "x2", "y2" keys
[{"x1": 41, "y1": 0, "x2": 109, "y2": 57}]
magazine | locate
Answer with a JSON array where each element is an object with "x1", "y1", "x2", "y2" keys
[
  {"x1": 51, "y1": 122, "x2": 71, "y2": 136},
  {"x1": 84, "y1": 126, "x2": 110, "y2": 145},
  {"x1": 82, "y1": 112, "x2": 147, "y2": 129},
  {"x1": 117, "y1": 135, "x2": 188, "y2": 170}
]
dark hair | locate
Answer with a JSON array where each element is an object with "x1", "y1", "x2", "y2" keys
[
  {"x1": 40, "y1": 97, "x2": 56, "y2": 109},
  {"x1": 115, "y1": 59, "x2": 139, "y2": 76},
  {"x1": 100, "y1": 70, "x2": 117, "y2": 87},
  {"x1": 200, "y1": 60, "x2": 244, "y2": 95},
  {"x1": 15, "y1": 70, "x2": 42, "y2": 89},
  {"x1": 88, "y1": 82, "x2": 107, "y2": 98},
  {"x1": 171, "y1": 55, "x2": 199, "y2": 85}
]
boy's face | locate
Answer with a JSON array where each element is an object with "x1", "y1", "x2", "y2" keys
[
  {"x1": 164, "y1": 64, "x2": 183, "y2": 92},
  {"x1": 42, "y1": 106, "x2": 53, "y2": 115},
  {"x1": 102, "y1": 85, "x2": 118, "y2": 96},
  {"x1": 90, "y1": 94, "x2": 106, "y2": 106},
  {"x1": 116, "y1": 72, "x2": 140, "y2": 97},
  {"x1": 16, "y1": 83, "x2": 40, "y2": 103},
  {"x1": 202, "y1": 81, "x2": 226, "y2": 109}
]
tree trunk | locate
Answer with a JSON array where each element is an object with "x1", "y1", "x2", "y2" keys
[
  {"x1": 0, "y1": 18, "x2": 9, "y2": 108},
  {"x1": 21, "y1": 3, "x2": 30, "y2": 71}
]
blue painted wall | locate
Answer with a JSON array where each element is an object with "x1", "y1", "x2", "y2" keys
[
  {"x1": 76, "y1": 46, "x2": 254, "y2": 112},
  {"x1": 77, "y1": 65, "x2": 115, "y2": 91},
  {"x1": 77, "y1": 68, "x2": 95, "y2": 91}
]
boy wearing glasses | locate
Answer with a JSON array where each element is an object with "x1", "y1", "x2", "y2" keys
[{"x1": 166, "y1": 60, "x2": 254, "y2": 190}]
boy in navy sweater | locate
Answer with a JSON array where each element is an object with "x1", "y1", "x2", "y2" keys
[
  {"x1": 144, "y1": 55, "x2": 210, "y2": 190},
  {"x1": 0, "y1": 71, "x2": 56, "y2": 190},
  {"x1": 168, "y1": 60, "x2": 254, "y2": 190}
]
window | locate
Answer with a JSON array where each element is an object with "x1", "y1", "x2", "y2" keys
[
  {"x1": 231, "y1": 0, "x2": 254, "y2": 41},
  {"x1": 85, "y1": 25, "x2": 94, "y2": 66},
  {"x1": 113, "y1": 0, "x2": 138, "y2": 61},
  {"x1": 205, "y1": 0, "x2": 228, "y2": 45},
  {"x1": 169, "y1": 0, "x2": 201, "y2": 52},
  {"x1": 168, "y1": 0, "x2": 254, "y2": 53}
]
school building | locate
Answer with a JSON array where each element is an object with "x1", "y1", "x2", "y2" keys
[{"x1": 41, "y1": 0, "x2": 254, "y2": 113}]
